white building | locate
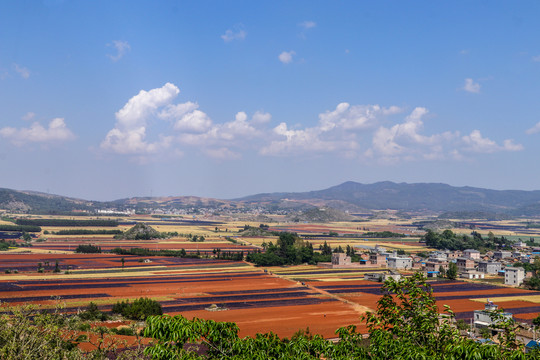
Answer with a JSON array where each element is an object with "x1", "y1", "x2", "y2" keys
[
  {"x1": 505, "y1": 267, "x2": 525, "y2": 286},
  {"x1": 387, "y1": 256, "x2": 412, "y2": 270},
  {"x1": 460, "y1": 269, "x2": 485, "y2": 279},
  {"x1": 474, "y1": 302, "x2": 512, "y2": 330}
]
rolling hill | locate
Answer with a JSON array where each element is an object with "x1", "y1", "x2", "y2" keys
[{"x1": 2, "y1": 181, "x2": 540, "y2": 216}]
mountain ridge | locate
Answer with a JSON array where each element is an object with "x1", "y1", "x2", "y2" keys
[{"x1": 2, "y1": 181, "x2": 540, "y2": 216}]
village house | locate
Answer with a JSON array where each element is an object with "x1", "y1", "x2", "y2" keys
[
  {"x1": 364, "y1": 272, "x2": 401, "y2": 282},
  {"x1": 473, "y1": 302, "x2": 512, "y2": 331},
  {"x1": 369, "y1": 253, "x2": 387, "y2": 267},
  {"x1": 460, "y1": 269, "x2": 485, "y2": 279},
  {"x1": 513, "y1": 240, "x2": 527, "y2": 249},
  {"x1": 494, "y1": 251, "x2": 512, "y2": 260},
  {"x1": 456, "y1": 257, "x2": 475, "y2": 272},
  {"x1": 463, "y1": 249, "x2": 481, "y2": 260},
  {"x1": 387, "y1": 256, "x2": 412, "y2": 270},
  {"x1": 477, "y1": 260, "x2": 502, "y2": 274},
  {"x1": 425, "y1": 259, "x2": 449, "y2": 273},
  {"x1": 331, "y1": 253, "x2": 351, "y2": 266},
  {"x1": 505, "y1": 267, "x2": 525, "y2": 286}
]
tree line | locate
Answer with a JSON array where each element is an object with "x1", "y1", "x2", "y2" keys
[
  {"x1": 0, "y1": 224, "x2": 42, "y2": 232},
  {"x1": 423, "y1": 229, "x2": 512, "y2": 251},
  {"x1": 247, "y1": 232, "x2": 331, "y2": 266},
  {"x1": 53, "y1": 229, "x2": 123, "y2": 235},
  {"x1": 15, "y1": 219, "x2": 118, "y2": 227}
]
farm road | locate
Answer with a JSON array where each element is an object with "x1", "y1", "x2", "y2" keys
[{"x1": 270, "y1": 272, "x2": 372, "y2": 316}]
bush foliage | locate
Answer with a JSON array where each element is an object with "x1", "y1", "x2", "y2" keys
[{"x1": 112, "y1": 297, "x2": 163, "y2": 320}]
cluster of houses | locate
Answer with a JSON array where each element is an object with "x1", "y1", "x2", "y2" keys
[
  {"x1": 328, "y1": 242, "x2": 540, "y2": 287},
  {"x1": 327, "y1": 245, "x2": 540, "y2": 350}
]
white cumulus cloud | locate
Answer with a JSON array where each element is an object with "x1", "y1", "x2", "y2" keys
[
  {"x1": 251, "y1": 111, "x2": 272, "y2": 124},
  {"x1": 278, "y1": 51, "x2": 295, "y2": 64},
  {"x1": 461, "y1": 130, "x2": 522, "y2": 153},
  {"x1": 0, "y1": 118, "x2": 75, "y2": 146},
  {"x1": 173, "y1": 110, "x2": 213, "y2": 133},
  {"x1": 463, "y1": 78, "x2": 480, "y2": 93},
  {"x1": 371, "y1": 107, "x2": 456, "y2": 159},
  {"x1": 261, "y1": 103, "x2": 399, "y2": 157},
  {"x1": 101, "y1": 83, "x2": 179, "y2": 154}
]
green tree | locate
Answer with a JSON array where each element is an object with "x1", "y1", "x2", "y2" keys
[
  {"x1": 112, "y1": 297, "x2": 163, "y2": 320},
  {"x1": 533, "y1": 314, "x2": 540, "y2": 329},
  {"x1": 446, "y1": 261, "x2": 458, "y2": 280}
]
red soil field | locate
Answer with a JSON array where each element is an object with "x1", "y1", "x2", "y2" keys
[
  {"x1": 178, "y1": 301, "x2": 363, "y2": 339},
  {"x1": 28, "y1": 239, "x2": 258, "y2": 252}
]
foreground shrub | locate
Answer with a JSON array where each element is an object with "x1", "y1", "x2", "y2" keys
[{"x1": 112, "y1": 298, "x2": 163, "y2": 320}]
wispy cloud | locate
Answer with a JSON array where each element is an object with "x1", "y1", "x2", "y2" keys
[
  {"x1": 299, "y1": 21, "x2": 316, "y2": 30},
  {"x1": 21, "y1": 112, "x2": 35, "y2": 121},
  {"x1": 298, "y1": 20, "x2": 316, "y2": 39},
  {"x1": 221, "y1": 25, "x2": 246, "y2": 42},
  {"x1": 13, "y1": 63, "x2": 30, "y2": 79},
  {"x1": 526, "y1": 121, "x2": 540, "y2": 135},
  {"x1": 278, "y1": 50, "x2": 295, "y2": 64},
  {"x1": 107, "y1": 40, "x2": 131, "y2": 62},
  {"x1": 533, "y1": 55, "x2": 540, "y2": 62},
  {"x1": 463, "y1": 78, "x2": 480, "y2": 93}
]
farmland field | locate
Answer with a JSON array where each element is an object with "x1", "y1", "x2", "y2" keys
[{"x1": 1, "y1": 215, "x2": 540, "y2": 339}]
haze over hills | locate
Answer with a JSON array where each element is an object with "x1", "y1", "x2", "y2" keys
[
  {"x1": 237, "y1": 181, "x2": 540, "y2": 214},
  {"x1": 2, "y1": 181, "x2": 540, "y2": 216}
]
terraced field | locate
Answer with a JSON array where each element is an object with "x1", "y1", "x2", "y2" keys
[{"x1": 0, "y1": 257, "x2": 363, "y2": 338}]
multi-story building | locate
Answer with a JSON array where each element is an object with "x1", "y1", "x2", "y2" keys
[
  {"x1": 456, "y1": 257, "x2": 475, "y2": 272},
  {"x1": 463, "y1": 249, "x2": 481, "y2": 260},
  {"x1": 387, "y1": 256, "x2": 412, "y2": 270},
  {"x1": 425, "y1": 259, "x2": 449, "y2": 273},
  {"x1": 369, "y1": 253, "x2": 387, "y2": 267},
  {"x1": 474, "y1": 302, "x2": 512, "y2": 330},
  {"x1": 494, "y1": 251, "x2": 512, "y2": 260},
  {"x1": 478, "y1": 261, "x2": 502, "y2": 274},
  {"x1": 505, "y1": 267, "x2": 525, "y2": 286},
  {"x1": 331, "y1": 253, "x2": 351, "y2": 266}
]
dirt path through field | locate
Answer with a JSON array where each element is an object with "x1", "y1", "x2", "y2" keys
[
  {"x1": 270, "y1": 272, "x2": 372, "y2": 316},
  {"x1": 304, "y1": 282, "x2": 372, "y2": 315}
]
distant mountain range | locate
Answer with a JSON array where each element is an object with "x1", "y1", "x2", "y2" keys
[
  {"x1": 237, "y1": 181, "x2": 540, "y2": 215},
  {"x1": 2, "y1": 181, "x2": 540, "y2": 216}
]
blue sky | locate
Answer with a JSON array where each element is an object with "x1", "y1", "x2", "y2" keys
[{"x1": 1, "y1": 1, "x2": 540, "y2": 201}]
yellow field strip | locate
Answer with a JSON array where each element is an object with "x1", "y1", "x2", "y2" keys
[
  {"x1": 470, "y1": 295, "x2": 540, "y2": 304},
  {"x1": 0, "y1": 265, "x2": 258, "y2": 281}
]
